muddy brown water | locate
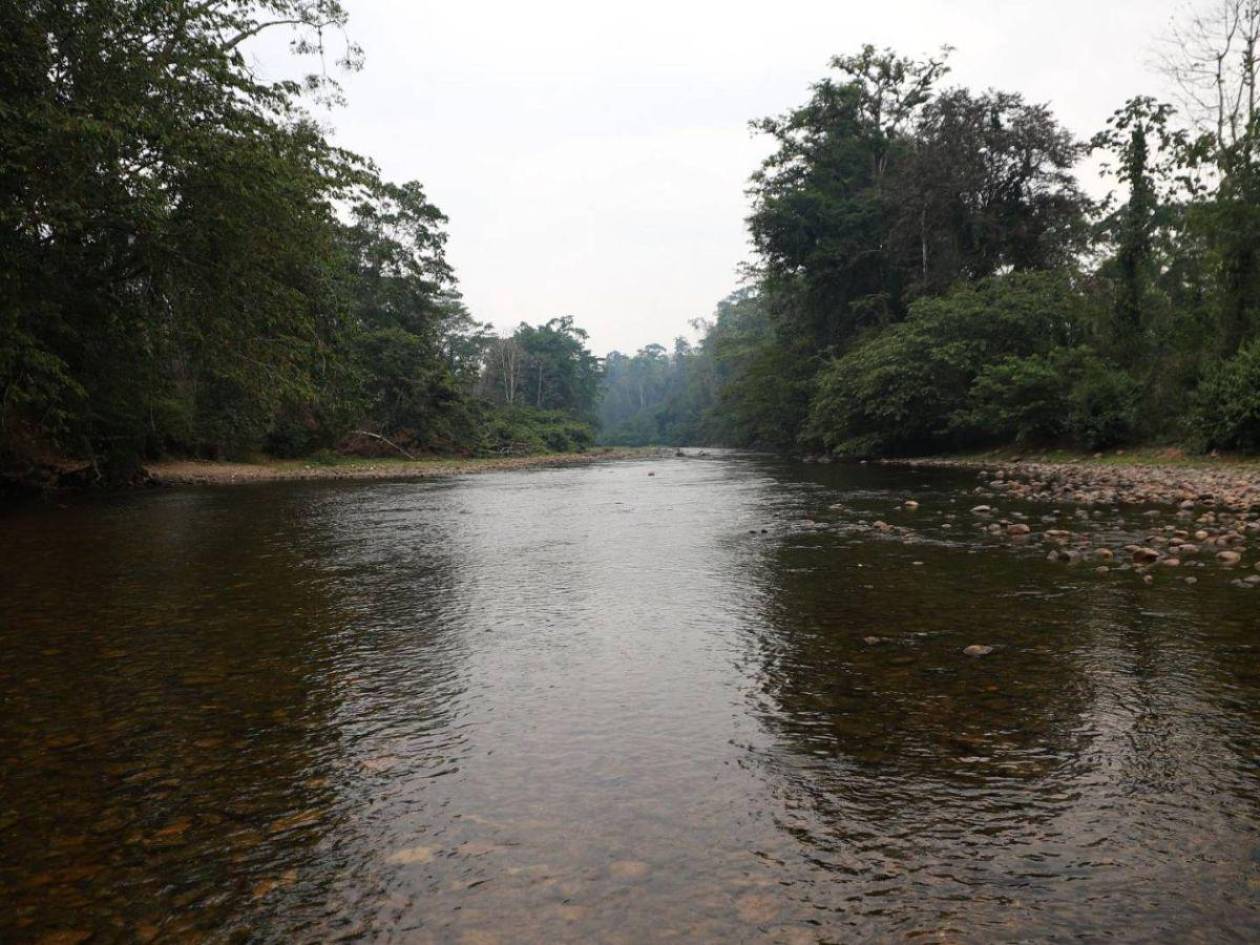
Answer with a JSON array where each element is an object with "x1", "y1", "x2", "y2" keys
[{"x1": 1, "y1": 453, "x2": 1258, "y2": 944}]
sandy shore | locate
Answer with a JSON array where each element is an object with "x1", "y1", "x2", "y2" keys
[
  {"x1": 885, "y1": 452, "x2": 1260, "y2": 512},
  {"x1": 149, "y1": 448, "x2": 669, "y2": 486}
]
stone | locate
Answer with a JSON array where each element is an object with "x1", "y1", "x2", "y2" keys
[
  {"x1": 1007, "y1": 523, "x2": 1031, "y2": 536},
  {"x1": 387, "y1": 845, "x2": 437, "y2": 865},
  {"x1": 609, "y1": 859, "x2": 651, "y2": 881},
  {"x1": 735, "y1": 893, "x2": 780, "y2": 924},
  {"x1": 1218, "y1": 550, "x2": 1243, "y2": 567},
  {"x1": 963, "y1": 644, "x2": 994, "y2": 657}
]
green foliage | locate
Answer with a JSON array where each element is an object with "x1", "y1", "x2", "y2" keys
[
  {"x1": 960, "y1": 355, "x2": 1072, "y2": 445},
  {"x1": 960, "y1": 349, "x2": 1140, "y2": 450},
  {"x1": 0, "y1": 1, "x2": 610, "y2": 480},
  {"x1": 731, "y1": 46, "x2": 1092, "y2": 449},
  {"x1": 0, "y1": 1, "x2": 369, "y2": 471},
  {"x1": 630, "y1": 33, "x2": 1260, "y2": 460},
  {"x1": 803, "y1": 273, "x2": 1090, "y2": 454},
  {"x1": 1068, "y1": 357, "x2": 1142, "y2": 450},
  {"x1": 480, "y1": 406, "x2": 595, "y2": 455},
  {"x1": 1193, "y1": 342, "x2": 1260, "y2": 451},
  {"x1": 11, "y1": 11, "x2": 1260, "y2": 474},
  {"x1": 512, "y1": 318, "x2": 602, "y2": 418}
]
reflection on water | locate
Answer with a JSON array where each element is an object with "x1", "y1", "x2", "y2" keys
[{"x1": 1, "y1": 454, "x2": 1258, "y2": 944}]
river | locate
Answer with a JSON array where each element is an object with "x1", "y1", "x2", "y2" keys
[{"x1": 1, "y1": 452, "x2": 1258, "y2": 944}]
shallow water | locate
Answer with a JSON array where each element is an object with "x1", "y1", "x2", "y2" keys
[{"x1": 1, "y1": 453, "x2": 1258, "y2": 944}]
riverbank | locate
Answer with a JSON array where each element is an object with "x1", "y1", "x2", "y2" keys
[
  {"x1": 149, "y1": 447, "x2": 669, "y2": 486},
  {"x1": 883, "y1": 448, "x2": 1260, "y2": 512}
]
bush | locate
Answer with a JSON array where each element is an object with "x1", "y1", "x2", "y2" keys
[
  {"x1": 480, "y1": 406, "x2": 595, "y2": 455},
  {"x1": 1068, "y1": 356, "x2": 1140, "y2": 449},
  {"x1": 1193, "y1": 342, "x2": 1260, "y2": 451},
  {"x1": 805, "y1": 272, "x2": 1093, "y2": 455},
  {"x1": 956, "y1": 348, "x2": 1140, "y2": 449},
  {"x1": 956, "y1": 354, "x2": 1071, "y2": 444}
]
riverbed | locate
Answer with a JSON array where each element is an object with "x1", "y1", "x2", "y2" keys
[{"x1": 1, "y1": 452, "x2": 1258, "y2": 944}]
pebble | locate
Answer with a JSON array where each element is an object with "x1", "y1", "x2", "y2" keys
[{"x1": 963, "y1": 645, "x2": 994, "y2": 657}]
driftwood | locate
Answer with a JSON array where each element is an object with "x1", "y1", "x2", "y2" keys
[{"x1": 350, "y1": 430, "x2": 417, "y2": 460}]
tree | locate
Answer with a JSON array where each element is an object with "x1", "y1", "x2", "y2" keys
[
  {"x1": 1090, "y1": 97, "x2": 1191, "y2": 360},
  {"x1": 748, "y1": 46, "x2": 952, "y2": 350},
  {"x1": 511, "y1": 317, "x2": 602, "y2": 417},
  {"x1": 894, "y1": 89, "x2": 1089, "y2": 297},
  {"x1": 1163, "y1": 0, "x2": 1260, "y2": 353},
  {"x1": 0, "y1": 0, "x2": 368, "y2": 475}
]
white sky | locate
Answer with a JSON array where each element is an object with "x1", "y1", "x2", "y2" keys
[{"x1": 261, "y1": 0, "x2": 1183, "y2": 355}]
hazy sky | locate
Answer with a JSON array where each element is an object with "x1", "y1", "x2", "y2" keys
[{"x1": 260, "y1": 0, "x2": 1183, "y2": 355}]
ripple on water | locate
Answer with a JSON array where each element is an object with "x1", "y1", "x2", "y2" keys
[{"x1": 0, "y1": 454, "x2": 1258, "y2": 944}]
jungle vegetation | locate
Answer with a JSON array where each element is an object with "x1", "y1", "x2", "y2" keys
[
  {"x1": 601, "y1": 2, "x2": 1260, "y2": 457},
  {"x1": 0, "y1": 0, "x2": 602, "y2": 487},
  {"x1": 6, "y1": 1, "x2": 1260, "y2": 489}
]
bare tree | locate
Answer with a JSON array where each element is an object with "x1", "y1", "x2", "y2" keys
[
  {"x1": 480, "y1": 337, "x2": 526, "y2": 406},
  {"x1": 1162, "y1": 0, "x2": 1260, "y2": 164}
]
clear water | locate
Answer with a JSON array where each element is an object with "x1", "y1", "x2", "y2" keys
[{"x1": 1, "y1": 453, "x2": 1258, "y2": 944}]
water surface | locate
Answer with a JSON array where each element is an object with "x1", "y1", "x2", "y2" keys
[{"x1": 2, "y1": 454, "x2": 1258, "y2": 944}]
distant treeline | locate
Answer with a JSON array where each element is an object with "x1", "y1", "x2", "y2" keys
[
  {"x1": 8, "y1": 3, "x2": 1260, "y2": 485},
  {"x1": 602, "y1": 6, "x2": 1260, "y2": 456},
  {"x1": 1, "y1": 1, "x2": 603, "y2": 486}
]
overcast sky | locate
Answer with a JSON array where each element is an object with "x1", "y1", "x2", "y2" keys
[{"x1": 260, "y1": 0, "x2": 1183, "y2": 355}]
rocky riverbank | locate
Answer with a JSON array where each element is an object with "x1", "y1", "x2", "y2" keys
[
  {"x1": 884, "y1": 454, "x2": 1260, "y2": 512},
  {"x1": 148, "y1": 448, "x2": 668, "y2": 486},
  {"x1": 873, "y1": 453, "x2": 1260, "y2": 587}
]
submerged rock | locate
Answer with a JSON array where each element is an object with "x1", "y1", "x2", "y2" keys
[
  {"x1": 963, "y1": 644, "x2": 994, "y2": 657},
  {"x1": 609, "y1": 859, "x2": 651, "y2": 882}
]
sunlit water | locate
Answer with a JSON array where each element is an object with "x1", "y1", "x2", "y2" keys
[{"x1": 2, "y1": 453, "x2": 1258, "y2": 944}]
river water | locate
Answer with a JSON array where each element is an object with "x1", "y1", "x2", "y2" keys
[{"x1": 1, "y1": 453, "x2": 1258, "y2": 944}]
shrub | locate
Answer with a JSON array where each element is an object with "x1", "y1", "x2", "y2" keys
[
  {"x1": 956, "y1": 348, "x2": 1140, "y2": 449},
  {"x1": 1192, "y1": 342, "x2": 1260, "y2": 451},
  {"x1": 1068, "y1": 356, "x2": 1140, "y2": 449},
  {"x1": 805, "y1": 272, "x2": 1092, "y2": 455},
  {"x1": 956, "y1": 354, "x2": 1070, "y2": 444},
  {"x1": 480, "y1": 407, "x2": 595, "y2": 455}
]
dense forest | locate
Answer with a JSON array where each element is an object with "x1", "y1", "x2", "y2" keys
[
  {"x1": 5, "y1": 1, "x2": 1260, "y2": 491},
  {"x1": 0, "y1": 0, "x2": 603, "y2": 488},
  {"x1": 602, "y1": 3, "x2": 1260, "y2": 457}
]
